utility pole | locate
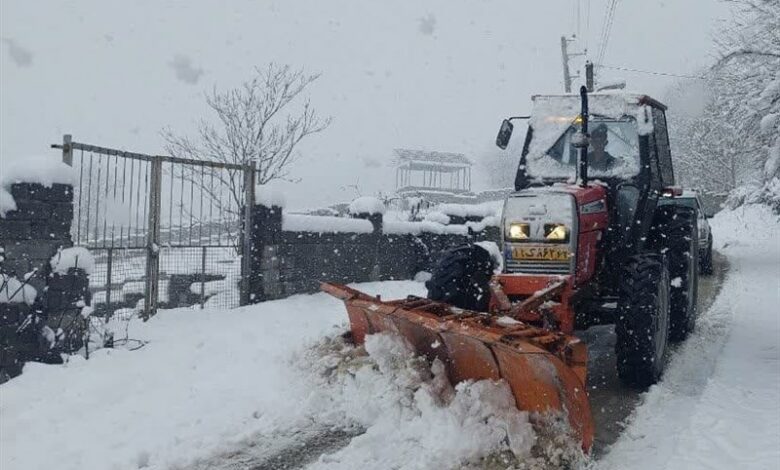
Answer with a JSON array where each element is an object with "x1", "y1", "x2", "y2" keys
[
  {"x1": 585, "y1": 61, "x2": 594, "y2": 92},
  {"x1": 561, "y1": 36, "x2": 572, "y2": 93},
  {"x1": 560, "y1": 36, "x2": 584, "y2": 93}
]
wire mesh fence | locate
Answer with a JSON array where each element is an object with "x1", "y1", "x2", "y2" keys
[
  {"x1": 54, "y1": 135, "x2": 254, "y2": 318},
  {"x1": 158, "y1": 246, "x2": 241, "y2": 310}
]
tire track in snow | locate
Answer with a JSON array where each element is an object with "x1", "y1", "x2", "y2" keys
[{"x1": 182, "y1": 426, "x2": 363, "y2": 470}]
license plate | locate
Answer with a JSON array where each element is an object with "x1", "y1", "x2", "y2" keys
[{"x1": 511, "y1": 245, "x2": 570, "y2": 262}]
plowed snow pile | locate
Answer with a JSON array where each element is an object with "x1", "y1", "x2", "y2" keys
[
  {"x1": 599, "y1": 204, "x2": 780, "y2": 470},
  {"x1": 293, "y1": 333, "x2": 536, "y2": 469}
]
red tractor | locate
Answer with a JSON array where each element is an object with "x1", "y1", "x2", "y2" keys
[{"x1": 324, "y1": 87, "x2": 699, "y2": 451}]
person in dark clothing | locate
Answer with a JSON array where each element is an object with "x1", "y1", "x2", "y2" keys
[{"x1": 588, "y1": 124, "x2": 617, "y2": 171}]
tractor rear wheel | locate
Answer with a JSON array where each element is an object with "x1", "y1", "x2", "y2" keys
[
  {"x1": 615, "y1": 254, "x2": 671, "y2": 388},
  {"x1": 652, "y1": 205, "x2": 699, "y2": 341},
  {"x1": 426, "y1": 244, "x2": 495, "y2": 311}
]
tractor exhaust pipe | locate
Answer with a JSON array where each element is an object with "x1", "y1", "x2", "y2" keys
[{"x1": 578, "y1": 85, "x2": 589, "y2": 187}]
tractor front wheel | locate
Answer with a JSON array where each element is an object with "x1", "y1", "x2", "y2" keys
[
  {"x1": 615, "y1": 254, "x2": 671, "y2": 388},
  {"x1": 426, "y1": 244, "x2": 495, "y2": 311}
]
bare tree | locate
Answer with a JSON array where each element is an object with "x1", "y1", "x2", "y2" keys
[
  {"x1": 162, "y1": 64, "x2": 332, "y2": 219},
  {"x1": 666, "y1": 0, "x2": 779, "y2": 209}
]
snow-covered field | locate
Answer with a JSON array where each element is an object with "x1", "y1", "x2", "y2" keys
[{"x1": 1, "y1": 205, "x2": 778, "y2": 470}]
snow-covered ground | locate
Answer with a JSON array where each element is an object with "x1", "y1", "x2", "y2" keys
[
  {"x1": 599, "y1": 205, "x2": 780, "y2": 470},
  {"x1": 1, "y1": 205, "x2": 778, "y2": 470},
  {"x1": 0, "y1": 281, "x2": 537, "y2": 470}
]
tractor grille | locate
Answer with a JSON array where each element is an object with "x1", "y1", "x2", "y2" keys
[{"x1": 505, "y1": 260, "x2": 572, "y2": 275}]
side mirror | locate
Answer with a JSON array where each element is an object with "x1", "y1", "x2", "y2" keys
[
  {"x1": 705, "y1": 212, "x2": 714, "y2": 219},
  {"x1": 495, "y1": 119, "x2": 514, "y2": 149}
]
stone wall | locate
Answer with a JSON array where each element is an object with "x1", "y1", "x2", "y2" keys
[
  {"x1": 249, "y1": 204, "x2": 500, "y2": 302},
  {"x1": 1, "y1": 182, "x2": 87, "y2": 382},
  {"x1": 1, "y1": 183, "x2": 74, "y2": 287}
]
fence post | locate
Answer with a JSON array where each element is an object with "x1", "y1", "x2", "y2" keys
[
  {"x1": 105, "y1": 247, "x2": 113, "y2": 321},
  {"x1": 61, "y1": 134, "x2": 73, "y2": 166},
  {"x1": 143, "y1": 157, "x2": 162, "y2": 320},
  {"x1": 200, "y1": 246, "x2": 207, "y2": 309},
  {"x1": 240, "y1": 163, "x2": 256, "y2": 306}
]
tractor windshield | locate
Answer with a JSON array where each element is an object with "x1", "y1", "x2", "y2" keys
[{"x1": 526, "y1": 117, "x2": 640, "y2": 180}]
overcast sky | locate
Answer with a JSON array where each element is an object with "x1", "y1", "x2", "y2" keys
[{"x1": 1, "y1": 0, "x2": 732, "y2": 209}]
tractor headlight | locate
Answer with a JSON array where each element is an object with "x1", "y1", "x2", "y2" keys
[
  {"x1": 507, "y1": 223, "x2": 530, "y2": 240},
  {"x1": 544, "y1": 223, "x2": 569, "y2": 242}
]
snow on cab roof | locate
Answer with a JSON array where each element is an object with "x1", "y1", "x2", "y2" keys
[{"x1": 531, "y1": 92, "x2": 667, "y2": 111}]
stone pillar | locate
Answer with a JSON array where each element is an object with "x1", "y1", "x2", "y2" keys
[
  {"x1": 1, "y1": 182, "x2": 82, "y2": 382},
  {"x1": 249, "y1": 204, "x2": 283, "y2": 302},
  {"x1": 0, "y1": 183, "x2": 73, "y2": 291},
  {"x1": 351, "y1": 212, "x2": 383, "y2": 281}
]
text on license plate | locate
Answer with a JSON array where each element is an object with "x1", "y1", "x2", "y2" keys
[{"x1": 511, "y1": 245, "x2": 570, "y2": 261}]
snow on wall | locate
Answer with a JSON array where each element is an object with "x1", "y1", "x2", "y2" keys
[
  {"x1": 255, "y1": 184, "x2": 286, "y2": 208},
  {"x1": 382, "y1": 220, "x2": 469, "y2": 235},
  {"x1": 0, "y1": 274, "x2": 37, "y2": 305},
  {"x1": 348, "y1": 196, "x2": 385, "y2": 215},
  {"x1": 282, "y1": 214, "x2": 374, "y2": 234},
  {"x1": 0, "y1": 156, "x2": 75, "y2": 216},
  {"x1": 50, "y1": 247, "x2": 96, "y2": 275},
  {"x1": 435, "y1": 200, "x2": 503, "y2": 218},
  {"x1": 422, "y1": 211, "x2": 451, "y2": 224},
  {"x1": 382, "y1": 216, "x2": 499, "y2": 236}
]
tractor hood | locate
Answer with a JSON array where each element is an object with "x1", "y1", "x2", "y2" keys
[{"x1": 501, "y1": 184, "x2": 609, "y2": 283}]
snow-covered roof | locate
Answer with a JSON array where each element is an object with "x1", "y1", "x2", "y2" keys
[{"x1": 394, "y1": 149, "x2": 472, "y2": 169}]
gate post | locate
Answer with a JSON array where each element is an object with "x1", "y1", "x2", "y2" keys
[
  {"x1": 143, "y1": 157, "x2": 163, "y2": 320},
  {"x1": 61, "y1": 134, "x2": 73, "y2": 166},
  {"x1": 240, "y1": 163, "x2": 256, "y2": 306}
]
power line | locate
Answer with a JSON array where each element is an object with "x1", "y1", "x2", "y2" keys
[
  {"x1": 595, "y1": 1, "x2": 612, "y2": 62},
  {"x1": 598, "y1": 64, "x2": 706, "y2": 80},
  {"x1": 595, "y1": 0, "x2": 613, "y2": 63},
  {"x1": 585, "y1": 0, "x2": 591, "y2": 53},
  {"x1": 596, "y1": 0, "x2": 620, "y2": 67},
  {"x1": 576, "y1": 0, "x2": 581, "y2": 38}
]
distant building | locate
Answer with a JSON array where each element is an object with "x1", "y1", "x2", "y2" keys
[{"x1": 394, "y1": 149, "x2": 473, "y2": 202}]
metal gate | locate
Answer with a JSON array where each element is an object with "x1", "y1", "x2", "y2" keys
[{"x1": 53, "y1": 135, "x2": 255, "y2": 319}]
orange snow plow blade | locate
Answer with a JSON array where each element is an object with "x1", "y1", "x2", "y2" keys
[{"x1": 321, "y1": 282, "x2": 594, "y2": 452}]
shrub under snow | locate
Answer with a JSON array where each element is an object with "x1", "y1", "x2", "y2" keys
[
  {"x1": 50, "y1": 247, "x2": 95, "y2": 275},
  {"x1": 348, "y1": 196, "x2": 385, "y2": 215}
]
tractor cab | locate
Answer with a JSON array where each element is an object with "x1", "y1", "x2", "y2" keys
[{"x1": 497, "y1": 92, "x2": 679, "y2": 294}]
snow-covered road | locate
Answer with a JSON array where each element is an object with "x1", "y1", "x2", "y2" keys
[
  {"x1": 1, "y1": 205, "x2": 777, "y2": 470},
  {"x1": 599, "y1": 205, "x2": 780, "y2": 470}
]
